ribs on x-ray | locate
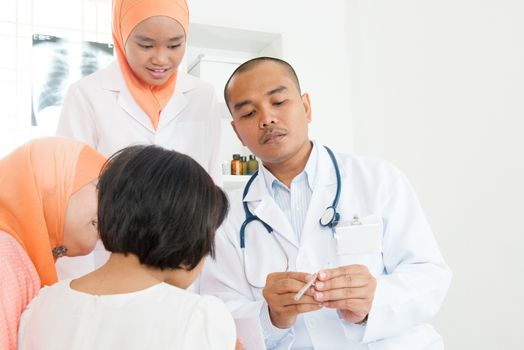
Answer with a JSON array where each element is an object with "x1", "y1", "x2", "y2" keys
[
  {"x1": 31, "y1": 35, "x2": 113, "y2": 127},
  {"x1": 35, "y1": 47, "x2": 71, "y2": 119}
]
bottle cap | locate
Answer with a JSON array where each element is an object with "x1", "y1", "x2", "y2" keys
[{"x1": 232, "y1": 154, "x2": 240, "y2": 160}]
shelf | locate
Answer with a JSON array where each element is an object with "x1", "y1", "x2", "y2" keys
[
  {"x1": 222, "y1": 175, "x2": 251, "y2": 190},
  {"x1": 223, "y1": 175, "x2": 252, "y2": 182}
]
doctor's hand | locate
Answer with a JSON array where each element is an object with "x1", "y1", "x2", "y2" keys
[
  {"x1": 314, "y1": 264, "x2": 376, "y2": 324},
  {"x1": 263, "y1": 272, "x2": 322, "y2": 329}
]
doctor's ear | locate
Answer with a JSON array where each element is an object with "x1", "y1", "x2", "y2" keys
[
  {"x1": 301, "y1": 93, "x2": 312, "y2": 123},
  {"x1": 231, "y1": 121, "x2": 246, "y2": 146}
]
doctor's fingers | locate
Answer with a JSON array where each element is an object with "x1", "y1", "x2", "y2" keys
[
  {"x1": 321, "y1": 297, "x2": 372, "y2": 315},
  {"x1": 317, "y1": 264, "x2": 370, "y2": 281},
  {"x1": 275, "y1": 294, "x2": 321, "y2": 310},
  {"x1": 287, "y1": 302, "x2": 323, "y2": 315},
  {"x1": 266, "y1": 293, "x2": 319, "y2": 313},
  {"x1": 268, "y1": 278, "x2": 316, "y2": 296},
  {"x1": 312, "y1": 286, "x2": 371, "y2": 303},
  {"x1": 266, "y1": 271, "x2": 313, "y2": 285},
  {"x1": 314, "y1": 273, "x2": 372, "y2": 291}
]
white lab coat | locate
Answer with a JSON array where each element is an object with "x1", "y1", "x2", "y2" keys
[
  {"x1": 200, "y1": 144, "x2": 452, "y2": 350},
  {"x1": 57, "y1": 61, "x2": 222, "y2": 182},
  {"x1": 55, "y1": 61, "x2": 222, "y2": 279}
]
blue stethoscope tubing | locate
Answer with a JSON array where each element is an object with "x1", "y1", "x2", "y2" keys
[{"x1": 239, "y1": 145, "x2": 341, "y2": 249}]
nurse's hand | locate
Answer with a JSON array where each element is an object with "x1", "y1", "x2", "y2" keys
[
  {"x1": 263, "y1": 272, "x2": 322, "y2": 329},
  {"x1": 313, "y1": 264, "x2": 376, "y2": 324}
]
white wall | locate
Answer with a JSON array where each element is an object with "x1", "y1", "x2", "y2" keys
[
  {"x1": 0, "y1": 0, "x2": 113, "y2": 158},
  {"x1": 189, "y1": 0, "x2": 354, "y2": 153},
  {"x1": 0, "y1": 0, "x2": 353, "y2": 157},
  {"x1": 5, "y1": 1, "x2": 521, "y2": 346},
  {"x1": 346, "y1": 0, "x2": 524, "y2": 348}
]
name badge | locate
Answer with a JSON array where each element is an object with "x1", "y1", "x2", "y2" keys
[{"x1": 335, "y1": 220, "x2": 383, "y2": 255}]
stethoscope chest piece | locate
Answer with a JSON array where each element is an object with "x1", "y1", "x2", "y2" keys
[
  {"x1": 239, "y1": 145, "x2": 342, "y2": 287},
  {"x1": 240, "y1": 145, "x2": 341, "y2": 237},
  {"x1": 319, "y1": 206, "x2": 340, "y2": 228}
]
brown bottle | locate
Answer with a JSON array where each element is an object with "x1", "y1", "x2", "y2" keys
[{"x1": 231, "y1": 154, "x2": 242, "y2": 175}]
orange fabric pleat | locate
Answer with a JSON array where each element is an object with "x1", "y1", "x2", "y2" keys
[
  {"x1": 112, "y1": 0, "x2": 189, "y2": 129},
  {"x1": 0, "y1": 137, "x2": 106, "y2": 287}
]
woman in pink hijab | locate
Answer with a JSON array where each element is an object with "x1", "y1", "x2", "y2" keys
[{"x1": 0, "y1": 137, "x2": 106, "y2": 350}]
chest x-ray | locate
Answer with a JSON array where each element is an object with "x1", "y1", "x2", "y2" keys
[{"x1": 31, "y1": 34, "x2": 114, "y2": 132}]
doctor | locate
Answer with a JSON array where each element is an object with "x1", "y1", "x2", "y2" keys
[
  {"x1": 57, "y1": 0, "x2": 221, "y2": 182},
  {"x1": 200, "y1": 57, "x2": 452, "y2": 349}
]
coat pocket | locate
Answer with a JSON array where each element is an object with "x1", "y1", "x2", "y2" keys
[{"x1": 334, "y1": 215, "x2": 384, "y2": 276}]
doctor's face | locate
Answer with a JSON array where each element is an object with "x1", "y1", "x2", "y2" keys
[
  {"x1": 227, "y1": 61, "x2": 312, "y2": 166},
  {"x1": 124, "y1": 16, "x2": 186, "y2": 86}
]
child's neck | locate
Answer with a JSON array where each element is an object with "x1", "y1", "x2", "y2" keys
[{"x1": 70, "y1": 253, "x2": 177, "y2": 295}]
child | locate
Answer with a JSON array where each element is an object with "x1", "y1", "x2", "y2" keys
[{"x1": 18, "y1": 145, "x2": 236, "y2": 350}]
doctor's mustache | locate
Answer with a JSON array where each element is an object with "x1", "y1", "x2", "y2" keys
[{"x1": 259, "y1": 126, "x2": 289, "y2": 144}]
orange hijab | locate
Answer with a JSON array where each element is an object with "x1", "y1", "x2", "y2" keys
[
  {"x1": 0, "y1": 137, "x2": 106, "y2": 286},
  {"x1": 112, "y1": 0, "x2": 189, "y2": 130}
]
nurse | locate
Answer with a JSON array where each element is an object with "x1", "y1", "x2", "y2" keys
[
  {"x1": 200, "y1": 57, "x2": 452, "y2": 349},
  {"x1": 57, "y1": 0, "x2": 222, "y2": 182},
  {"x1": 0, "y1": 137, "x2": 106, "y2": 350},
  {"x1": 56, "y1": 0, "x2": 222, "y2": 277}
]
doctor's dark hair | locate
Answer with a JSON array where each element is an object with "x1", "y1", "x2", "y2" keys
[
  {"x1": 96, "y1": 145, "x2": 228, "y2": 270},
  {"x1": 223, "y1": 56, "x2": 302, "y2": 111}
]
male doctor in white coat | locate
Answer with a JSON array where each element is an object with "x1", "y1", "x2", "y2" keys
[{"x1": 200, "y1": 57, "x2": 452, "y2": 349}]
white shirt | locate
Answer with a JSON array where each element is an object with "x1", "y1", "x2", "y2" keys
[
  {"x1": 18, "y1": 280, "x2": 236, "y2": 350},
  {"x1": 257, "y1": 146, "x2": 315, "y2": 346},
  {"x1": 200, "y1": 141, "x2": 452, "y2": 349},
  {"x1": 57, "y1": 61, "x2": 222, "y2": 183},
  {"x1": 260, "y1": 143, "x2": 316, "y2": 241},
  {"x1": 55, "y1": 61, "x2": 223, "y2": 279}
]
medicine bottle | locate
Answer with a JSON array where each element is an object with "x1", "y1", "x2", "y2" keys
[
  {"x1": 241, "y1": 156, "x2": 248, "y2": 175},
  {"x1": 247, "y1": 155, "x2": 259, "y2": 175},
  {"x1": 231, "y1": 154, "x2": 242, "y2": 175}
]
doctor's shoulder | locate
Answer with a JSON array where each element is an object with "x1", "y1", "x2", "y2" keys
[
  {"x1": 339, "y1": 152, "x2": 414, "y2": 191},
  {"x1": 70, "y1": 61, "x2": 117, "y2": 90},
  {"x1": 177, "y1": 71, "x2": 216, "y2": 101},
  {"x1": 211, "y1": 187, "x2": 244, "y2": 245},
  {"x1": 174, "y1": 72, "x2": 222, "y2": 124},
  {"x1": 62, "y1": 61, "x2": 118, "y2": 102},
  {"x1": 222, "y1": 186, "x2": 245, "y2": 207}
]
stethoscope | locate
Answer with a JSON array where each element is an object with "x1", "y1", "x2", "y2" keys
[{"x1": 239, "y1": 146, "x2": 342, "y2": 287}]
